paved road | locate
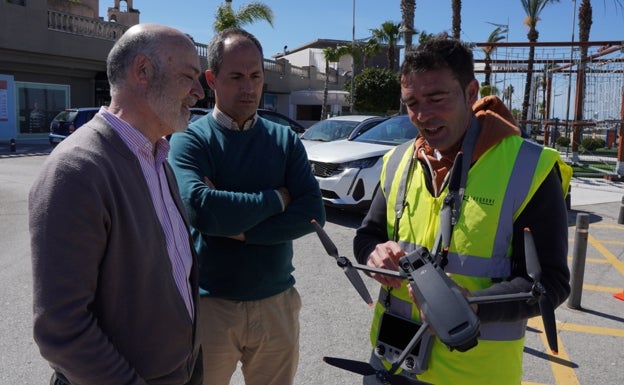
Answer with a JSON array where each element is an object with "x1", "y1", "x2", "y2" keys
[{"x1": 1, "y1": 151, "x2": 623, "y2": 384}]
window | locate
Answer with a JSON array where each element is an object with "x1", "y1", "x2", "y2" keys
[{"x1": 16, "y1": 82, "x2": 69, "y2": 135}]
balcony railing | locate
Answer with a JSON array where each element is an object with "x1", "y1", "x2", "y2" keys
[{"x1": 48, "y1": 10, "x2": 128, "y2": 41}]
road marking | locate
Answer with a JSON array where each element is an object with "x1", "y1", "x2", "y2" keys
[
  {"x1": 527, "y1": 317, "x2": 580, "y2": 385},
  {"x1": 587, "y1": 223, "x2": 624, "y2": 230},
  {"x1": 598, "y1": 240, "x2": 624, "y2": 246},
  {"x1": 556, "y1": 322, "x2": 624, "y2": 337},
  {"x1": 582, "y1": 283, "x2": 620, "y2": 293},
  {"x1": 588, "y1": 233, "x2": 624, "y2": 275},
  {"x1": 567, "y1": 257, "x2": 610, "y2": 264}
]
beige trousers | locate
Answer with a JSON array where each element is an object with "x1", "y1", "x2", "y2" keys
[{"x1": 199, "y1": 287, "x2": 301, "y2": 385}]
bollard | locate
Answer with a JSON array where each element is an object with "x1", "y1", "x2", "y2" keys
[
  {"x1": 567, "y1": 213, "x2": 590, "y2": 310},
  {"x1": 618, "y1": 196, "x2": 624, "y2": 225},
  {"x1": 9, "y1": 138, "x2": 16, "y2": 153}
]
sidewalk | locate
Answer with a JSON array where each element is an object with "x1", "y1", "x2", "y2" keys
[
  {"x1": 0, "y1": 138, "x2": 52, "y2": 158},
  {"x1": 569, "y1": 177, "x2": 624, "y2": 208}
]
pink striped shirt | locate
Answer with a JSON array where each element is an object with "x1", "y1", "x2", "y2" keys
[{"x1": 99, "y1": 107, "x2": 194, "y2": 319}]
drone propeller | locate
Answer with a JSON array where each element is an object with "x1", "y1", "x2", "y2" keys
[
  {"x1": 524, "y1": 227, "x2": 541, "y2": 283},
  {"x1": 524, "y1": 227, "x2": 558, "y2": 354},
  {"x1": 438, "y1": 206, "x2": 452, "y2": 252},
  {"x1": 323, "y1": 357, "x2": 432, "y2": 385},
  {"x1": 311, "y1": 219, "x2": 373, "y2": 306}
]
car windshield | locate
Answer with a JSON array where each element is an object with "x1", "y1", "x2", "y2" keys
[
  {"x1": 53, "y1": 111, "x2": 78, "y2": 122},
  {"x1": 300, "y1": 120, "x2": 361, "y2": 142},
  {"x1": 353, "y1": 115, "x2": 418, "y2": 145}
]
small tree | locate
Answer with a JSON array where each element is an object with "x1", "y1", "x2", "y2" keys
[
  {"x1": 213, "y1": 1, "x2": 274, "y2": 31},
  {"x1": 479, "y1": 84, "x2": 499, "y2": 98},
  {"x1": 370, "y1": 21, "x2": 402, "y2": 70},
  {"x1": 360, "y1": 38, "x2": 381, "y2": 68},
  {"x1": 503, "y1": 84, "x2": 515, "y2": 110},
  {"x1": 345, "y1": 68, "x2": 400, "y2": 114}
]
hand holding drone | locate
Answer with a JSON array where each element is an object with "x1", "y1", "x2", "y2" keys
[{"x1": 310, "y1": 220, "x2": 558, "y2": 385}]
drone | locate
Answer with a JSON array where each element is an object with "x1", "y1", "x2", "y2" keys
[{"x1": 310, "y1": 219, "x2": 559, "y2": 385}]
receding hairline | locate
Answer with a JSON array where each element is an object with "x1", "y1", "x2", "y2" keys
[
  {"x1": 122, "y1": 23, "x2": 194, "y2": 47},
  {"x1": 223, "y1": 34, "x2": 262, "y2": 54}
]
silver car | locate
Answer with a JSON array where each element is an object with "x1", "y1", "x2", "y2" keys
[{"x1": 300, "y1": 115, "x2": 387, "y2": 150}]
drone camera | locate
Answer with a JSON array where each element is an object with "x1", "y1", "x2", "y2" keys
[{"x1": 399, "y1": 247, "x2": 430, "y2": 273}]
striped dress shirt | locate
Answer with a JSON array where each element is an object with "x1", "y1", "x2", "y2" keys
[{"x1": 99, "y1": 107, "x2": 194, "y2": 319}]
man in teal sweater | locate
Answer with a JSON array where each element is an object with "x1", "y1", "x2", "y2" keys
[{"x1": 168, "y1": 28, "x2": 325, "y2": 385}]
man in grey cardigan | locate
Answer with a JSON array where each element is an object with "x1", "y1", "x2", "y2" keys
[{"x1": 29, "y1": 23, "x2": 205, "y2": 385}]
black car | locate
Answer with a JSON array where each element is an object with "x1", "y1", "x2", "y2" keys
[
  {"x1": 48, "y1": 107, "x2": 99, "y2": 145},
  {"x1": 189, "y1": 108, "x2": 306, "y2": 134}
]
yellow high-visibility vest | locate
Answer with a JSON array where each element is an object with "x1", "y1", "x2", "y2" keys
[{"x1": 371, "y1": 134, "x2": 571, "y2": 385}]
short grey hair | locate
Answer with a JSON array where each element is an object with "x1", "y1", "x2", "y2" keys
[{"x1": 106, "y1": 25, "x2": 179, "y2": 93}]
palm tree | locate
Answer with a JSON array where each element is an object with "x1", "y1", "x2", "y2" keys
[
  {"x1": 320, "y1": 46, "x2": 350, "y2": 120},
  {"x1": 519, "y1": 0, "x2": 560, "y2": 132},
  {"x1": 481, "y1": 26, "x2": 507, "y2": 87},
  {"x1": 361, "y1": 38, "x2": 382, "y2": 68},
  {"x1": 213, "y1": 0, "x2": 274, "y2": 32},
  {"x1": 370, "y1": 21, "x2": 402, "y2": 70},
  {"x1": 418, "y1": 31, "x2": 436, "y2": 45},
  {"x1": 400, "y1": 0, "x2": 416, "y2": 53},
  {"x1": 573, "y1": 0, "x2": 622, "y2": 155},
  {"x1": 503, "y1": 84, "x2": 515, "y2": 111},
  {"x1": 451, "y1": 0, "x2": 462, "y2": 39}
]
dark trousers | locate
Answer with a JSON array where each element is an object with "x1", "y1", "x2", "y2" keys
[{"x1": 49, "y1": 348, "x2": 203, "y2": 385}]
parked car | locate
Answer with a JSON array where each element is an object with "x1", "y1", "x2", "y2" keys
[
  {"x1": 48, "y1": 107, "x2": 99, "y2": 145},
  {"x1": 189, "y1": 107, "x2": 306, "y2": 134},
  {"x1": 305, "y1": 114, "x2": 418, "y2": 211},
  {"x1": 299, "y1": 115, "x2": 387, "y2": 150}
]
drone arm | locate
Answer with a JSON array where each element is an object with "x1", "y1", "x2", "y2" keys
[
  {"x1": 468, "y1": 291, "x2": 534, "y2": 305},
  {"x1": 349, "y1": 262, "x2": 405, "y2": 279}
]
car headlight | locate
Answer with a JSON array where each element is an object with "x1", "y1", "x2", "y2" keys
[{"x1": 342, "y1": 156, "x2": 380, "y2": 170}]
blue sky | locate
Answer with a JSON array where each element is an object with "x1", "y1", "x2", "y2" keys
[
  {"x1": 100, "y1": 1, "x2": 624, "y2": 118},
  {"x1": 101, "y1": 0, "x2": 623, "y2": 57}
]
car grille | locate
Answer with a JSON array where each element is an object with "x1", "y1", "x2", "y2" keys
[{"x1": 310, "y1": 161, "x2": 342, "y2": 177}]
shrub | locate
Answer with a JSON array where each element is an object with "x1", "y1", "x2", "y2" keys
[
  {"x1": 581, "y1": 137, "x2": 605, "y2": 151},
  {"x1": 345, "y1": 68, "x2": 401, "y2": 114},
  {"x1": 556, "y1": 136, "x2": 570, "y2": 147}
]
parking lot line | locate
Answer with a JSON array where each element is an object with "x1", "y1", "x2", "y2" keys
[
  {"x1": 556, "y1": 322, "x2": 624, "y2": 337},
  {"x1": 582, "y1": 283, "x2": 620, "y2": 293},
  {"x1": 588, "y1": 234, "x2": 624, "y2": 275},
  {"x1": 527, "y1": 317, "x2": 580, "y2": 385}
]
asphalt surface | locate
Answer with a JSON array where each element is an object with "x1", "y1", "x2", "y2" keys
[{"x1": 1, "y1": 140, "x2": 623, "y2": 385}]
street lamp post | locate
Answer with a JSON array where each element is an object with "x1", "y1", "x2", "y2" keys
[{"x1": 350, "y1": 0, "x2": 355, "y2": 113}]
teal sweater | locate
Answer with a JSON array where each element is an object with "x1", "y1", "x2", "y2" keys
[{"x1": 169, "y1": 114, "x2": 325, "y2": 300}]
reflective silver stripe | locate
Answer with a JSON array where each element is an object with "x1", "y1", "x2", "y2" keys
[
  {"x1": 397, "y1": 241, "x2": 421, "y2": 254},
  {"x1": 397, "y1": 240, "x2": 511, "y2": 278},
  {"x1": 445, "y1": 251, "x2": 511, "y2": 277},
  {"x1": 491, "y1": 141, "x2": 543, "y2": 271},
  {"x1": 378, "y1": 275, "x2": 527, "y2": 341},
  {"x1": 383, "y1": 141, "x2": 414, "y2": 195},
  {"x1": 377, "y1": 287, "x2": 412, "y2": 319},
  {"x1": 480, "y1": 319, "x2": 527, "y2": 341}
]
